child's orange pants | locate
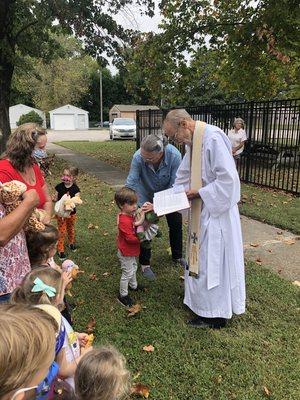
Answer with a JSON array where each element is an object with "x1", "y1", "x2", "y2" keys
[{"x1": 56, "y1": 214, "x2": 77, "y2": 253}]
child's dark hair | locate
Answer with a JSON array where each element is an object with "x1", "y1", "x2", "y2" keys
[
  {"x1": 26, "y1": 224, "x2": 59, "y2": 267},
  {"x1": 66, "y1": 166, "x2": 79, "y2": 177},
  {"x1": 114, "y1": 187, "x2": 138, "y2": 210}
]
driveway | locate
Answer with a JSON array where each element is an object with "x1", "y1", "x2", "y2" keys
[{"x1": 47, "y1": 129, "x2": 110, "y2": 142}]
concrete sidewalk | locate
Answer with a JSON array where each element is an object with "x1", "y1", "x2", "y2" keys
[
  {"x1": 48, "y1": 143, "x2": 300, "y2": 282},
  {"x1": 48, "y1": 143, "x2": 127, "y2": 188}
]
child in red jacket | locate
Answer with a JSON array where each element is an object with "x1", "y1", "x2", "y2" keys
[{"x1": 114, "y1": 187, "x2": 140, "y2": 307}]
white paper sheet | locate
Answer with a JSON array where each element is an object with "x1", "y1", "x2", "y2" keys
[{"x1": 153, "y1": 185, "x2": 190, "y2": 216}]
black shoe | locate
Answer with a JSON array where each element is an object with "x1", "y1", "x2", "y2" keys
[
  {"x1": 129, "y1": 284, "x2": 146, "y2": 292},
  {"x1": 69, "y1": 244, "x2": 77, "y2": 252},
  {"x1": 187, "y1": 316, "x2": 227, "y2": 329},
  {"x1": 117, "y1": 294, "x2": 134, "y2": 307},
  {"x1": 58, "y1": 252, "x2": 66, "y2": 260}
]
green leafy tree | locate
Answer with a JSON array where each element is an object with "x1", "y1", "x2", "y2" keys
[
  {"x1": 159, "y1": 0, "x2": 299, "y2": 101},
  {"x1": 79, "y1": 68, "x2": 132, "y2": 122},
  {"x1": 0, "y1": 0, "x2": 154, "y2": 151},
  {"x1": 17, "y1": 110, "x2": 43, "y2": 126}
]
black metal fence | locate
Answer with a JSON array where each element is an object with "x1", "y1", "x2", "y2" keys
[{"x1": 136, "y1": 99, "x2": 300, "y2": 195}]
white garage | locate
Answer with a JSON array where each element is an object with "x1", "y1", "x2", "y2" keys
[
  {"x1": 49, "y1": 104, "x2": 89, "y2": 130},
  {"x1": 9, "y1": 104, "x2": 46, "y2": 129}
]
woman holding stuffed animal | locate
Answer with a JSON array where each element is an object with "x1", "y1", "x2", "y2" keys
[
  {"x1": 0, "y1": 123, "x2": 52, "y2": 223},
  {"x1": 125, "y1": 134, "x2": 183, "y2": 280},
  {"x1": 54, "y1": 166, "x2": 80, "y2": 260}
]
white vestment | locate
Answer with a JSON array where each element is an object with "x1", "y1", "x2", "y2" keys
[{"x1": 175, "y1": 124, "x2": 246, "y2": 319}]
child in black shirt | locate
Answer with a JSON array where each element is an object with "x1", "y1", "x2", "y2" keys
[{"x1": 55, "y1": 166, "x2": 80, "y2": 260}]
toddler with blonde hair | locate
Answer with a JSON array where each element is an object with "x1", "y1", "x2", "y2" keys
[
  {"x1": 75, "y1": 346, "x2": 130, "y2": 400},
  {"x1": 0, "y1": 303, "x2": 57, "y2": 400},
  {"x1": 10, "y1": 267, "x2": 92, "y2": 389}
]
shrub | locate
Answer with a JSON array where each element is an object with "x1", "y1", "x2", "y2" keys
[{"x1": 17, "y1": 110, "x2": 43, "y2": 126}]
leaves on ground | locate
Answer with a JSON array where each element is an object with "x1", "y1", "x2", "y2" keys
[
  {"x1": 89, "y1": 273, "x2": 98, "y2": 281},
  {"x1": 143, "y1": 345, "x2": 154, "y2": 352},
  {"x1": 250, "y1": 242, "x2": 260, "y2": 247},
  {"x1": 86, "y1": 317, "x2": 96, "y2": 333},
  {"x1": 127, "y1": 303, "x2": 142, "y2": 317},
  {"x1": 283, "y1": 238, "x2": 295, "y2": 245},
  {"x1": 88, "y1": 223, "x2": 99, "y2": 229},
  {"x1": 292, "y1": 280, "x2": 300, "y2": 287},
  {"x1": 131, "y1": 383, "x2": 150, "y2": 398},
  {"x1": 263, "y1": 386, "x2": 271, "y2": 396},
  {"x1": 256, "y1": 258, "x2": 262, "y2": 265}
]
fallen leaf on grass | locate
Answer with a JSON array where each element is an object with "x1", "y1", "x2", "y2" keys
[
  {"x1": 102, "y1": 272, "x2": 110, "y2": 277},
  {"x1": 213, "y1": 375, "x2": 222, "y2": 384},
  {"x1": 103, "y1": 232, "x2": 109, "y2": 236},
  {"x1": 133, "y1": 371, "x2": 141, "y2": 380},
  {"x1": 86, "y1": 317, "x2": 96, "y2": 333},
  {"x1": 284, "y1": 238, "x2": 295, "y2": 245},
  {"x1": 276, "y1": 231, "x2": 283, "y2": 235},
  {"x1": 180, "y1": 275, "x2": 185, "y2": 281},
  {"x1": 142, "y1": 345, "x2": 154, "y2": 352},
  {"x1": 131, "y1": 383, "x2": 150, "y2": 398},
  {"x1": 250, "y1": 242, "x2": 259, "y2": 247},
  {"x1": 263, "y1": 386, "x2": 271, "y2": 396},
  {"x1": 277, "y1": 269, "x2": 282, "y2": 274},
  {"x1": 89, "y1": 273, "x2": 98, "y2": 281},
  {"x1": 88, "y1": 223, "x2": 99, "y2": 230},
  {"x1": 127, "y1": 303, "x2": 142, "y2": 317},
  {"x1": 256, "y1": 258, "x2": 262, "y2": 265},
  {"x1": 292, "y1": 280, "x2": 300, "y2": 287}
]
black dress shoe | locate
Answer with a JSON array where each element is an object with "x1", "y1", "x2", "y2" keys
[{"x1": 187, "y1": 316, "x2": 226, "y2": 329}]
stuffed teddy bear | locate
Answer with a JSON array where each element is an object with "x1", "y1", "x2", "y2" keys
[
  {"x1": 0, "y1": 180, "x2": 45, "y2": 231},
  {"x1": 61, "y1": 259, "x2": 82, "y2": 295},
  {"x1": 54, "y1": 193, "x2": 82, "y2": 218},
  {"x1": 134, "y1": 209, "x2": 161, "y2": 249}
]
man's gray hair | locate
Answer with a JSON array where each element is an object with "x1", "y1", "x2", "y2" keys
[
  {"x1": 141, "y1": 133, "x2": 168, "y2": 153},
  {"x1": 163, "y1": 109, "x2": 192, "y2": 129}
]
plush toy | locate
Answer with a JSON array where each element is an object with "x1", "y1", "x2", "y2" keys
[
  {"x1": 54, "y1": 193, "x2": 82, "y2": 218},
  {"x1": 0, "y1": 180, "x2": 45, "y2": 231},
  {"x1": 61, "y1": 259, "x2": 81, "y2": 296},
  {"x1": 85, "y1": 334, "x2": 94, "y2": 348},
  {"x1": 134, "y1": 209, "x2": 161, "y2": 249}
]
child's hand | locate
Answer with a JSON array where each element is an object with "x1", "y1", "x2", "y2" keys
[
  {"x1": 77, "y1": 332, "x2": 88, "y2": 347},
  {"x1": 141, "y1": 202, "x2": 153, "y2": 212},
  {"x1": 61, "y1": 271, "x2": 73, "y2": 288}
]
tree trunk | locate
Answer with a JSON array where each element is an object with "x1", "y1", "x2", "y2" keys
[
  {"x1": 0, "y1": 0, "x2": 15, "y2": 153},
  {"x1": 0, "y1": 63, "x2": 13, "y2": 153}
]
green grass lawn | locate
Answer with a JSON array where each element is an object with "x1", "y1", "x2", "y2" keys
[
  {"x1": 56, "y1": 141, "x2": 300, "y2": 234},
  {"x1": 48, "y1": 158, "x2": 299, "y2": 400}
]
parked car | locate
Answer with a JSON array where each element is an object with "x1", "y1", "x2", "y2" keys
[{"x1": 109, "y1": 118, "x2": 136, "y2": 140}]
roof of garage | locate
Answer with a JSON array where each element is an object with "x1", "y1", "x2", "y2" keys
[{"x1": 49, "y1": 104, "x2": 89, "y2": 114}]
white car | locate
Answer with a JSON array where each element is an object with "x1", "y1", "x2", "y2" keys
[{"x1": 109, "y1": 118, "x2": 136, "y2": 140}]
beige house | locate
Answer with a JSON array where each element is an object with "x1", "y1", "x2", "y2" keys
[{"x1": 109, "y1": 104, "x2": 159, "y2": 122}]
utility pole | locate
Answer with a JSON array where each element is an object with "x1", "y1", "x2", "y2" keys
[{"x1": 99, "y1": 69, "x2": 103, "y2": 127}]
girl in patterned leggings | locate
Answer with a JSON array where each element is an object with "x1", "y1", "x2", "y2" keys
[{"x1": 54, "y1": 166, "x2": 80, "y2": 260}]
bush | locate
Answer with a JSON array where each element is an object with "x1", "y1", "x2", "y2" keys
[{"x1": 17, "y1": 111, "x2": 43, "y2": 127}]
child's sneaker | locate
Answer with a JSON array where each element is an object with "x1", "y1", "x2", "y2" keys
[
  {"x1": 58, "y1": 252, "x2": 66, "y2": 261},
  {"x1": 69, "y1": 244, "x2": 77, "y2": 252},
  {"x1": 142, "y1": 266, "x2": 156, "y2": 281},
  {"x1": 117, "y1": 294, "x2": 134, "y2": 307}
]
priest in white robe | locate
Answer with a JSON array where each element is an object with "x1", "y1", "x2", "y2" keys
[{"x1": 163, "y1": 109, "x2": 246, "y2": 329}]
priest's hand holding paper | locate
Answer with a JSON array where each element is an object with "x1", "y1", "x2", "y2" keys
[{"x1": 186, "y1": 189, "x2": 201, "y2": 200}]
